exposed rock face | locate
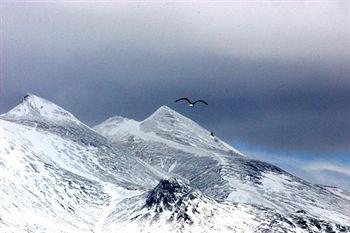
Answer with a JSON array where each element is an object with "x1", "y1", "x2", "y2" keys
[
  {"x1": 101, "y1": 178, "x2": 350, "y2": 233},
  {"x1": 145, "y1": 178, "x2": 199, "y2": 223}
]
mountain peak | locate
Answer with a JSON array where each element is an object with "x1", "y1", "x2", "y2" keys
[
  {"x1": 139, "y1": 105, "x2": 239, "y2": 153},
  {"x1": 155, "y1": 105, "x2": 172, "y2": 111},
  {"x1": 21, "y1": 93, "x2": 55, "y2": 108},
  {"x1": 1, "y1": 93, "x2": 81, "y2": 125},
  {"x1": 143, "y1": 105, "x2": 193, "y2": 126},
  {"x1": 95, "y1": 104, "x2": 241, "y2": 154},
  {"x1": 147, "y1": 105, "x2": 182, "y2": 118}
]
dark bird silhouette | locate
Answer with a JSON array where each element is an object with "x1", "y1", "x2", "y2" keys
[{"x1": 175, "y1": 97, "x2": 208, "y2": 107}]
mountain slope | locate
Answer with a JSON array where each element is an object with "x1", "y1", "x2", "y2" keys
[
  {"x1": 94, "y1": 106, "x2": 242, "y2": 157},
  {"x1": 1, "y1": 95, "x2": 349, "y2": 232},
  {"x1": 95, "y1": 105, "x2": 350, "y2": 226},
  {"x1": 99, "y1": 178, "x2": 350, "y2": 233},
  {"x1": 0, "y1": 94, "x2": 163, "y2": 232}
]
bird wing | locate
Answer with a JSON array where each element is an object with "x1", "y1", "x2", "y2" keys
[
  {"x1": 193, "y1": 100, "x2": 208, "y2": 105},
  {"x1": 175, "y1": 97, "x2": 191, "y2": 104}
]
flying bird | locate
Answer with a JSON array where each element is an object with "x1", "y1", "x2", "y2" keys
[{"x1": 175, "y1": 97, "x2": 208, "y2": 107}]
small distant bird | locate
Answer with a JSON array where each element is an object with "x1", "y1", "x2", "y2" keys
[
  {"x1": 175, "y1": 97, "x2": 208, "y2": 107},
  {"x1": 210, "y1": 132, "x2": 214, "y2": 137}
]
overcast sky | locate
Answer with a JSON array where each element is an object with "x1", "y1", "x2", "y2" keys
[{"x1": 1, "y1": 1, "x2": 349, "y2": 188}]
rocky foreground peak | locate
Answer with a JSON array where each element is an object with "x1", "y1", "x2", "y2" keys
[{"x1": 144, "y1": 178, "x2": 200, "y2": 223}]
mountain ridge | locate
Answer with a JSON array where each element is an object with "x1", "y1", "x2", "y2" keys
[
  {"x1": 1, "y1": 93, "x2": 349, "y2": 232},
  {"x1": 95, "y1": 104, "x2": 350, "y2": 226},
  {"x1": 95, "y1": 105, "x2": 243, "y2": 156}
]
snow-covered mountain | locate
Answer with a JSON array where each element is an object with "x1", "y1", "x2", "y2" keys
[
  {"x1": 1, "y1": 94, "x2": 349, "y2": 232},
  {"x1": 95, "y1": 105, "x2": 350, "y2": 227},
  {"x1": 0, "y1": 94, "x2": 163, "y2": 232}
]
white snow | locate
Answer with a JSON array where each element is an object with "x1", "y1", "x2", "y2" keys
[
  {"x1": 1, "y1": 96, "x2": 350, "y2": 232},
  {"x1": 95, "y1": 105, "x2": 350, "y2": 227},
  {"x1": 168, "y1": 160, "x2": 177, "y2": 173},
  {"x1": 0, "y1": 101, "x2": 162, "y2": 232},
  {"x1": 2, "y1": 93, "x2": 83, "y2": 126},
  {"x1": 94, "y1": 106, "x2": 244, "y2": 167},
  {"x1": 1, "y1": 121, "x2": 99, "y2": 181},
  {"x1": 261, "y1": 172, "x2": 295, "y2": 193},
  {"x1": 227, "y1": 177, "x2": 282, "y2": 211}
]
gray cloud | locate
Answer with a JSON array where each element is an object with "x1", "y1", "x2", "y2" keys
[
  {"x1": 1, "y1": 2, "x2": 349, "y2": 157},
  {"x1": 3, "y1": 2, "x2": 349, "y2": 61}
]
